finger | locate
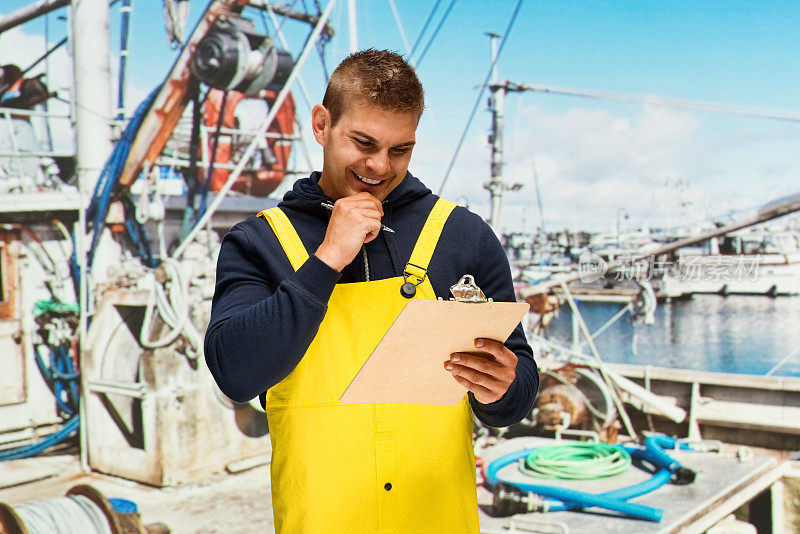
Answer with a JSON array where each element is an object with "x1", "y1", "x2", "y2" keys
[
  {"x1": 334, "y1": 201, "x2": 383, "y2": 218},
  {"x1": 449, "y1": 354, "x2": 515, "y2": 386},
  {"x1": 444, "y1": 361, "x2": 505, "y2": 390},
  {"x1": 354, "y1": 207, "x2": 383, "y2": 221},
  {"x1": 449, "y1": 352, "x2": 504, "y2": 375},
  {"x1": 363, "y1": 219, "x2": 382, "y2": 243},
  {"x1": 339, "y1": 193, "x2": 384, "y2": 215},
  {"x1": 451, "y1": 374, "x2": 494, "y2": 400},
  {"x1": 474, "y1": 338, "x2": 517, "y2": 366}
]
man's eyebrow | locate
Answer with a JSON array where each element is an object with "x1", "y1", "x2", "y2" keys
[
  {"x1": 349, "y1": 130, "x2": 376, "y2": 142},
  {"x1": 393, "y1": 140, "x2": 416, "y2": 148},
  {"x1": 350, "y1": 130, "x2": 415, "y2": 148}
]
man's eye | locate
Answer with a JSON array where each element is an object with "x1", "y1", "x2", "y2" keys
[
  {"x1": 354, "y1": 138, "x2": 371, "y2": 147},
  {"x1": 391, "y1": 147, "x2": 410, "y2": 155}
]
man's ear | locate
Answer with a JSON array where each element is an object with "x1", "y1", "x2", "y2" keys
[{"x1": 311, "y1": 104, "x2": 330, "y2": 146}]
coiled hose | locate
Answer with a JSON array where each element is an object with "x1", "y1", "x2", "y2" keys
[
  {"x1": 14, "y1": 495, "x2": 112, "y2": 534},
  {"x1": 486, "y1": 435, "x2": 695, "y2": 522},
  {"x1": 519, "y1": 442, "x2": 631, "y2": 480}
]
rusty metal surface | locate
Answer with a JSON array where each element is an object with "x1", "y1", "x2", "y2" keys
[
  {"x1": 117, "y1": 0, "x2": 248, "y2": 191},
  {"x1": 0, "y1": 233, "x2": 24, "y2": 407},
  {"x1": 0, "y1": 232, "x2": 19, "y2": 321},
  {"x1": 84, "y1": 295, "x2": 269, "y2": 486}
]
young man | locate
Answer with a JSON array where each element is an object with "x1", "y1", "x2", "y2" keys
[{"x1": 205, "y1": 49, "x2": 538, "y2": 533}]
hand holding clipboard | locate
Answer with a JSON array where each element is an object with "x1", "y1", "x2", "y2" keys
[{"x1": 340, "y1": 276, "x2": 528, "y2": 405}]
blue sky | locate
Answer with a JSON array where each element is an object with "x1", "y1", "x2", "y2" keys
[{"x1": 2, "y1": 0, "x2": 799, "y2": 233}]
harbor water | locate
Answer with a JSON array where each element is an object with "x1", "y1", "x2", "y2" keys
[{"x1": 544, "y1": 294, "x2": 800, "y2": 377}]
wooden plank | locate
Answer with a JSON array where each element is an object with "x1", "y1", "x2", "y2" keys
[
  {"x1": 609, "y1": 363, "x2": 800, "y2": 392},
  {"x1": 695, "y1": 399, "x2": 800, "y2": 434}
]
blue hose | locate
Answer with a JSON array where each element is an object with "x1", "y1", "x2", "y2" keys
[
  {"x1": 72, "y1": 85, "x2": 162, "y2": 297},
  {"x1": 4, "y1": 346, "x2": 81, "y2": 461},
  {"x1": 486, "y1": 435, "x2": 693, "y2": 522},
  {"x1": 0, "y1": 416, "x2": 80, "y2": 462},
  {"x1": 34, "y1": 345, "x2": 80, "y2": 416}
]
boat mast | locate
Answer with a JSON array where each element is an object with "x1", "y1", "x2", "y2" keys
[
  {"x1": 348, "y1": 0, "x2": 358, "y2": 52},
  {"x1": 71, "y1": 0, "x2": 114, "y2": 192},
  {"x1": 70, "y1": 0, "x2": 114, "y2": 474},
  {"x1": 485, "y1": 33, "x2": 523, "y2": 233}
]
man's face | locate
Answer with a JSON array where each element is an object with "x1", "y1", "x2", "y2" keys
[{"x1": 313, "y1": 100, "x2": 418, "y2": 201}]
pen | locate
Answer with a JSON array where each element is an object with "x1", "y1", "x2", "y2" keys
[{"x1": 320, "y1": 202, "x2": 395, "y2": 233}]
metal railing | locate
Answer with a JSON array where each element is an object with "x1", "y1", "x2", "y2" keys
[{"x1": 0, "y1": 106, "x2": 75, "y2": 192}]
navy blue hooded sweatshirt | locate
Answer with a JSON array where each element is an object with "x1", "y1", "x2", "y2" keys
[{"x1": 205, "y1": 172, "x2": 538, "y2": 428}]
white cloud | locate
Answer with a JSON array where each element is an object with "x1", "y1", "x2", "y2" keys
[{"x1": 415, "y1": 102, "x2": 800, "y2": 234}]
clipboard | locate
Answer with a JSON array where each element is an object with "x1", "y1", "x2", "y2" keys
[{"x1": 339, "y1": 298, "x2": 529, "y2": 405}]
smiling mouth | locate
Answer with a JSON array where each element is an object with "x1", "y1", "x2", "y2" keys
[{"x1": 353, "y1": 171, "x2": 382, "y2": 186}]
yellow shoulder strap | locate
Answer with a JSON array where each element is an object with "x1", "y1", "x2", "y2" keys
[
  {"x1": 257, "y1": 207, "x2": 309, "y2": 272},
  {"x1": 404, "y1": 198, "x2": 457, "y2": 282}
]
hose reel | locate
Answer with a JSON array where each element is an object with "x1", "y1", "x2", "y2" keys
[
  {"x1": 191, "y1": 15, "x2": 293, "y2": 95},
  {"x1": 0, "y1": 484, "x2": 168, "y2": 534}
]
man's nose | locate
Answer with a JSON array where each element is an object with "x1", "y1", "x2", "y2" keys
[{"x1": 366, "y1": 151, "x2": 390, "y2": 176}]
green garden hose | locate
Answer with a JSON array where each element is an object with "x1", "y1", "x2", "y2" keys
[{"x1": 519, "y1": 442, "x2": 631, "y2": 480}]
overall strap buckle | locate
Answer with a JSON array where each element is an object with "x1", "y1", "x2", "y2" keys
[{"x1": 400, "y1": 262, "x2": 427, "y2": 299}]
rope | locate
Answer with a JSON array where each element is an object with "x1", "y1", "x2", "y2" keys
[
  {"x1": 518, "y1": 443, "x2": 631, "y2": 480},
  {"x1": 139, "y1": 258, "x2": 203, "y2": 357},
  {"x1": 765, "y1": 338, "x2": 800, "y2": 376},
  {"x1": 539, "y1": 369, "x2": 611, "y2": 424},
  {"x1": 14, "y1": 495, "x2": 112, "y2": 534}
]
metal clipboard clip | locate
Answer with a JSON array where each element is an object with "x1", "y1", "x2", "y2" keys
[{"x1": 447, "y1": 275, "x2": 493, "y2": 303}]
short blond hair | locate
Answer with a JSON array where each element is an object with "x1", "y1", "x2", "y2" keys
[{"x1": 322, "y1": 49, "x2": 424, "y2": 126}]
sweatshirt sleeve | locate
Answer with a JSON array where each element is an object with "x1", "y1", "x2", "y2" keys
[
  {"x1": 204, "y1": 224, "x2": 340, "y2": 402},
  {"x1": 468, "y1": 221, "x2": 539, "y2": 428}
]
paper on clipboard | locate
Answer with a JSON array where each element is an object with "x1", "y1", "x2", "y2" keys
[{"x1": 339, "y1": 299, "x2": 529, "y2": 405}]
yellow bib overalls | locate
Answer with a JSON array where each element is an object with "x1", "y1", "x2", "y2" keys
[{"x1": 257, "y1": 198, "x2": 479, "y2": 533}]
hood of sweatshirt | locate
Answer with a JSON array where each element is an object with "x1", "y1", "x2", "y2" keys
[{"x1": 278, "y1": 171, "x2": 434, "y2": 279}]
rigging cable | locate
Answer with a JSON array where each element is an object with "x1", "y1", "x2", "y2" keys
[
  {"x1": 516, "y1": 83, "x2": 800, "y2": 124},
  {"x1": 409, "y1": 0, "x2": 441, "y2": 59},
  {"x1": 765, "y1": 339, "x2": 800, "y2": 376},
  {"x1": 387, "y1": 0, "x2": 411, "y2": 57},
  {"x1": 196, "y1": 90, "x2": 229, "y2": 224},
  {"x1": 312, "y1": 0, "x2": 331, "y2": 82},
  {"x1": 412, "y1": 0, "x2": 456, "y2": 69},
  {"x1": 75, "y1": 84, "x2": 160, "y2": 289},
  {"x1": 436, "y1": 0, "x2": 525, "y2": 196},
  {"x1": 182, "y1": 85, "x2": 203, "y2": 238}
]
